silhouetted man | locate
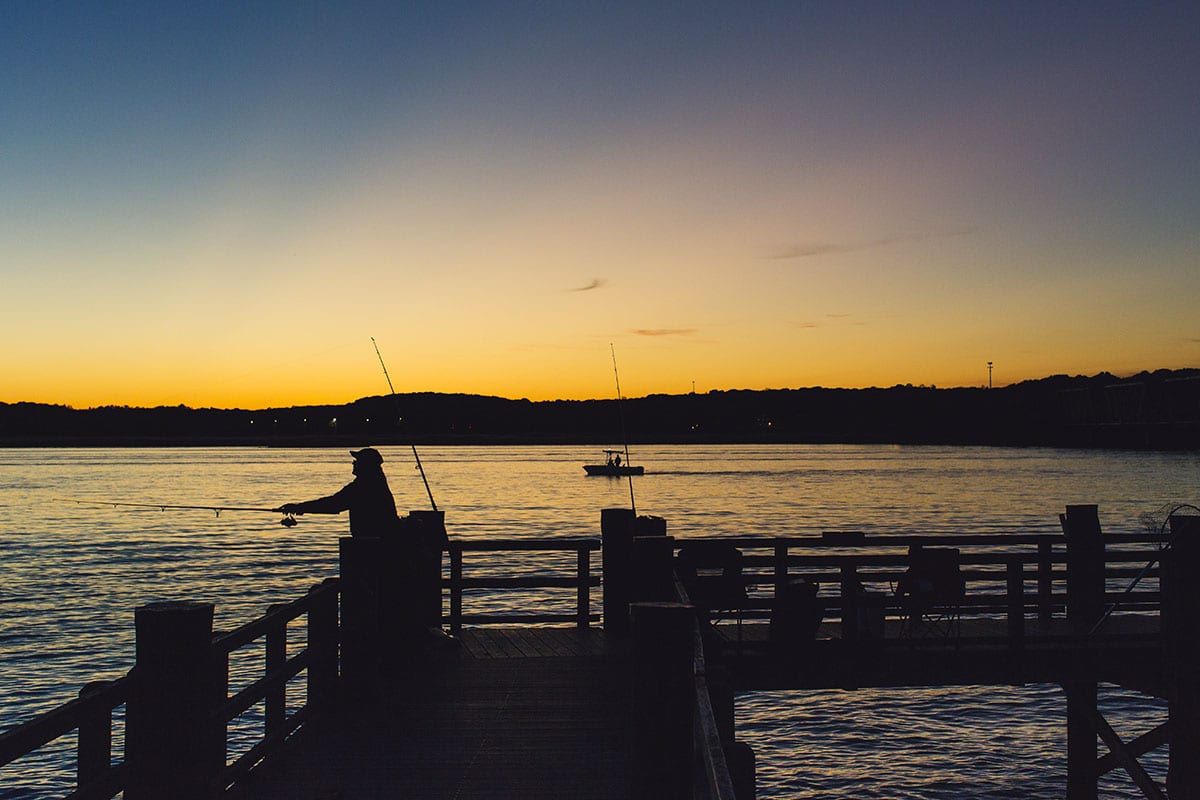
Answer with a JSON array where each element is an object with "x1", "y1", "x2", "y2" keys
[{"x1": 276, "y1": 448, "x2": 400, "y2": 537}]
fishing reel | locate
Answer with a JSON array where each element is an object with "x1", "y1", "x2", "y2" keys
[{"x1": 280, "y1": 514, "x2": 298, "y2": 528}]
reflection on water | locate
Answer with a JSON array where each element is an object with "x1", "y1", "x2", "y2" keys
[{"x1": 0, "y1": 444, "x2": 1196, "y2": 798}]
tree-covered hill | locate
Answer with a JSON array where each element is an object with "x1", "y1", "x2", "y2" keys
[{"x1": 2, "y1": 370, "x2": 1198, "y2": 449}]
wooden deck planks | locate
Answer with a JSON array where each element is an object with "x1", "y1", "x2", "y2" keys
[
  {"x1": 230, "y1": 628, "x2": 633, "y2": 800},
  {"x1": 459, "y1": 627, "x2": 612, "y2": 660}
]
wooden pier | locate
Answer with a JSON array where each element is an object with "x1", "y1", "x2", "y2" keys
[{"x1": 2, "y1": 504, "x2": 1198, "y2": 799}]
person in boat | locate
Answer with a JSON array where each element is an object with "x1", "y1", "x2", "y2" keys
[
  {"x1": 614, "y1": 453, "x2": 621, "y2": 467},
  {"x1": 276, "y1": 447, "x2": 400, "y2": 537}
]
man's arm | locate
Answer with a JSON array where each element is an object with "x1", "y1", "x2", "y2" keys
[{"x1": 277, "y1": 483, "x2": 354, "y2": 515}]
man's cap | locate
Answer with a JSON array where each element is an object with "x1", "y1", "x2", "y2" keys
[{"x1": 350, "y1": 447, "x2": 383, "y2": 466}]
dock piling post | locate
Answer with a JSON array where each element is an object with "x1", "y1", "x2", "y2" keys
[
  {"x1": 77, "y1": 681, "x2": 113, "y2": 788},
  {"x1": 339, "y1": 537, "x2": 383, "y2": 693},
  {"x1": 1065, "y1": 681, "x2": 1099, "y2": 800},
  {"x1": 1061, "y1": 505, "x2": 1103, "y2": 800},
  {"x1": 405, "y1": 509, "x2": 448, "y2": 630},
  {"x1": 1165, "y1": 513, "x2": 1200, "y2": 796},
  {"x1": 632, "y1": 601, "x2": 695, "y2": 800},
  {"x1": 839, "y1": 564, "x2": 859, "y2": 643},
  {"x1": 1007, "y1": 558, "x2": 1025, "y2": 646},
  {"x1": 602, "y1": 508, "x2": 638, "y2": 637},
  {"x1": 1037, "y1": 540, "x2": 1054, "y2": 624},
  {"x1": 1062, "y1": 505, "x2": 1105, "y2": 634},
  {"x1": 307, "y1": 578, "x2": 339, "y2": 707},
  {"x1": 125, "y1": 601, "x2": 222, "y2": 800},
  {"x1": 633, "y1": 534, "x2": 675, "y2": 602}
]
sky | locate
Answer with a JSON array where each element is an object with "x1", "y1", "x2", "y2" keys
[{"x1": 2, "y1": 2, "x2": 1198, "y2": 409}]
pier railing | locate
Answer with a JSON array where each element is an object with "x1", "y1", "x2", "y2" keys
[
  {"x1": 682, "y1": 529, "x2": 1169, "y2": 643},
  {"x1": 445, "y1": 537, "x2": 601, "y2": 634},
  {"x1": 212, "y1": 577, "x2": 339, "y2": 791},
  {"x1": 0, "y1": 578, "x2": 340, "y2": 800},
  {"x1": 3, "y1": 505, "x2": 1187, "y2": 800}
]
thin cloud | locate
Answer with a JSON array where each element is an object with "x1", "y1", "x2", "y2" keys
[
  {"x1": 570, "y1": 278, "x2": 607, "y2": 292},
  {"x1": 632, "y1": 328, "x2": 696, "y2": 337},
  {"x1": 767, "y1": 226, "x2": 975, "y2": 261}
]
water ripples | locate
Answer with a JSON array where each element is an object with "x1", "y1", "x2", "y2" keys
[{"x1": 1, "y1": 444, "x2": 1196, "y2": 798}]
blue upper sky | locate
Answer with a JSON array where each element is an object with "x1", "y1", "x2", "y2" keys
[{"x1": 3, "y1": 2, "x2": 1198, "y2": 407}]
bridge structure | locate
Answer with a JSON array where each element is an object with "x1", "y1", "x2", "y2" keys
[{"x1": 2, "y1": 505, "x2": 1198, "y2": 799}]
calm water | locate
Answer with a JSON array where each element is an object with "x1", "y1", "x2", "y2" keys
[{"x1": 1, "y1": 444, "x2": 1197, "y2": 798}]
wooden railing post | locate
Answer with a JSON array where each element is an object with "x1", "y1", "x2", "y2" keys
[
  {"x1": 307, "y1": 579, "x2": 339, "y2": 707},
  {"x1": 631, "y1": 601, "x2": 694, "y2": 800},
  {"x1": 76, "y1": 681, "x2": 112, "y2": 788},
  {"x1": 339, "y1": 537, "x2": 382, "y2": 694},
  {"x1": 1062, "y1": 507, "x2": 1103, "y2": 800},
  {"x1": 1165, "y1": 513, "x2": 1200, "y2": 797},
  {"x1": 1065, "y1": 681, "x2": 1099, "y2": 800},
  {"x1": 602, "y1": 508, "x2": 637, "y2": 637},
  {"x1": 450, "y1": 547, "x2": 464, "y2": 636},
  {"x1": 633, "y1": 534, "x2": 676, "y2": 603},
  {"x1": 773, "y1": 543, "x2": 789, "y2": 605},
  {"x1": 265, "y1": 605, "x2": 286, "y2": 736},
  {"x1": 839, "y1": 564, "x2": 859, "y2": 643},
  {"x1": 125, "y1": 601, "x2": 223, "y2": 800},
  {"x1": 405, "y1": 509, "x2": 448, "y2": 630},
  {"x1": 1006, "y1": 558, "x2": 1024, "y2": 647},
  {"x1": 1037, "y1": 540, "x2": 1054, "y2": 624},
  {"x1": 576, "y1": 545, "x2": 590, "y2": 629},
  {"x1": 1061, "y1": 505, "x2": 1105, "y2": 634}
]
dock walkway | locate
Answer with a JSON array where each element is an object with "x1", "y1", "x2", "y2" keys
[{"x1": 229, "y1": 629, "x2": 633, "y2": 800}]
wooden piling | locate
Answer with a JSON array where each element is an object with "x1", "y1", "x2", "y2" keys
[
  {"x1": 1065, "y1": 681, "x2": 1099, "y2": 800},
  {"x1": 1062, "y1": 504, "x2": 1105, "y2": 633},
  {"x1": 338, "y1": 537, "x2": 382, "y2": 692},
  {"x1": 633, "y1": 534, "x2": 676, "y2": 603},
  {"x1": 1037, "y1": 540, "x2": 1054, "y2": 624},
  {"x1": 76, "y1": 681, "x2": 112, "y2": 788},
  {"x1": 631, "y1": 601, "x2": 695, "y2": 800},
  {"x1": 307, "y1": 578, "x2": 339, "y2": 707},
  {"x1": 405, "y1": 509, "x2": 448, "y2": 629},
  {"x1": 1006, "y1": 558, "x2": 1025, "y2": 646},
  {"x1": 125, "y1": 601, "x2": 222, "y2": 800},
  {"x1": 602, "y1": 508, "x2": 637, "y2": 637},
  {"x1": 1061, "y1": 505, "x2": 1103, "y2": 800},
  {"x1": 1165, "y1": 513, "x2": 1200, "y2": 797},
  {"x1": 839, "y1": 564, "x2": 859, "y2": 643}
]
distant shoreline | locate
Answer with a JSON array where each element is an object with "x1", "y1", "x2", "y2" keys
[
  {"x1": 4, "y1": 370, "x2": 1198, "y2": 451},
  {"x1": 2, "y1": 429, "x2": 1197, "y2": 451}
]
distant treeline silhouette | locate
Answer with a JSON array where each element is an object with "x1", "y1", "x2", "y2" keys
[{"x1": 2, "y1": 369, "x2": 1198, "y2": 450}]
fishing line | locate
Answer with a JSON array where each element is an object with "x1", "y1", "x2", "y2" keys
[
  {"x1": 371, "y1": 337, "x2": 437, "y2": 512},
  {"x1": 610, "y1": 344, "x2": 636, "y2": 515},
  {"x1": 1086, "y1": 501, "x2": 1200, "y2": 635},
  {"x1": 55, "y1": 498, "x2": 300, "y2": 526}
]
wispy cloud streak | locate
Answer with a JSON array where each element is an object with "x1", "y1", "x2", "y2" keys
[
  {"x1": 570, "y1": 278, "x2": 607, "y2": 292},
  {"x1": 768, "y1": 227, "x2": 975, "y2": 260},
  {"x1": 632, "y1": 328, "x2": 696, "y2": 337}
]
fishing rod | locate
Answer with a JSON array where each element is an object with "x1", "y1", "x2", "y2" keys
[
  {"x1": 371, "y1": 337, "x2": 438, "y2": 512},
  {"x1": 1088, "y1": 502, "x2": 1200, "y2": 636},
  {"x1": 56, "y1": 498, "x2": 301, "y2": 526},
  {"x1": 610, "y1": 344, "x2": 636, "y2": 515}
]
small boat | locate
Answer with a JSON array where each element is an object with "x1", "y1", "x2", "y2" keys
[{"x1": 583, "y1": 449, "x2": 644, "y2": 476}]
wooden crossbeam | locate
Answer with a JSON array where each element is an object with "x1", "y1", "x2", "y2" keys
[
  {"x1": 1095, "y1": 722, "x2": 1169, "y2": 778},
  {"x1": 1065, "y1": 684, "x2": 1166, "y2": 800}
]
